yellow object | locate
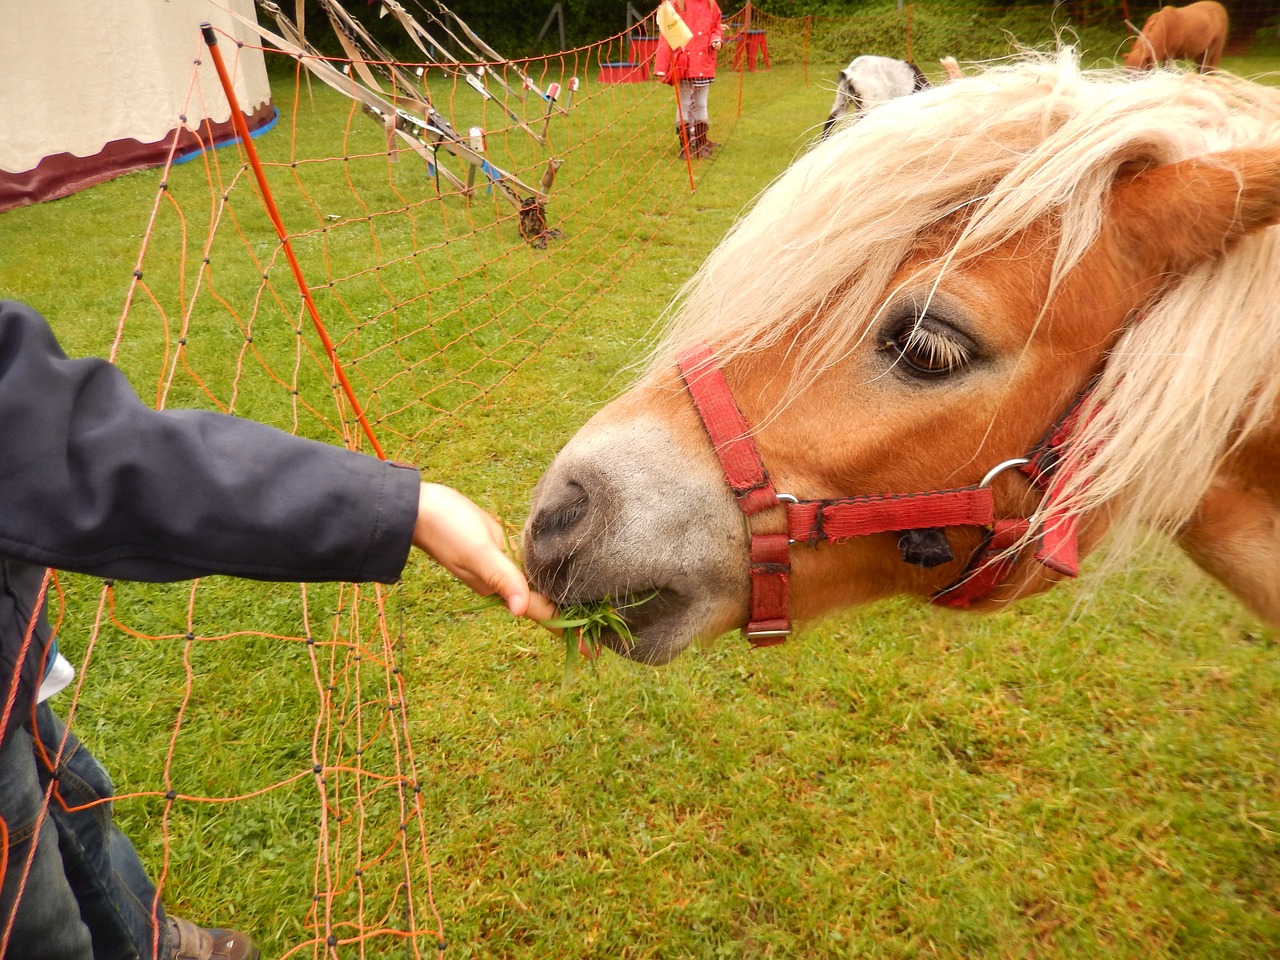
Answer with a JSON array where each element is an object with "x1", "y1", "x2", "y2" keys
[{"x1": 657, "y1": 1, "x2": 693, "y2": 50}]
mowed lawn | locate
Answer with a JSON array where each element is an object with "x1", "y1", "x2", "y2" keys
[{"x1": 1, "y1": 35, "x2": 1279, "y2": 960}]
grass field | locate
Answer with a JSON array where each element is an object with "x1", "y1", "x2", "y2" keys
[{"x1": 2, "y1": 30, "x2": 1280, "y2": 960}]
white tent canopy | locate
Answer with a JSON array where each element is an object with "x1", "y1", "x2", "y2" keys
[{"x1": 0, "y1": 0, "x2": 273, "y2": 212}]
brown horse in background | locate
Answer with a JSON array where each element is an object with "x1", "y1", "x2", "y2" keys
[{"x1": 1124, "y1": 1, "x2": 1228, "y2": 72}]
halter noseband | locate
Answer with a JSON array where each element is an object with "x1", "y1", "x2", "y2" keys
[{"x1": 676, "y1": 343, "x2": 1088, "y2": 645}]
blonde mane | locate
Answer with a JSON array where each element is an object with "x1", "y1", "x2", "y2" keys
[{"x1": 647, "y1": 49, "x2": 1280, "y2": 560}]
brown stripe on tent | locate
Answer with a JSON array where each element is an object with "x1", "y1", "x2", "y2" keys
[{"x1": 0, "y1": 102, "x2": 276, "y2": 214}]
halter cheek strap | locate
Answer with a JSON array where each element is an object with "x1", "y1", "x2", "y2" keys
[
  {"x1": 676, "y1": 344, "x2": 1087, "y2": 643},
  {"x1": 677, "y1": 343, "x2": 791, "y2": 642}
]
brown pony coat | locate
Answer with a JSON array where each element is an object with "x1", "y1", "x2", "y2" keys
[{"x1": 1124, "y1": 1, "x2": 1228, "y2": 72}]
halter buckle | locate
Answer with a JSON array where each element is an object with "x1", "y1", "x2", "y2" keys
[{"x1": 744, "y1": 626, "x2": 791, "y2": 641}]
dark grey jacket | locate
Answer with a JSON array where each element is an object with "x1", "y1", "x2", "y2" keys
[{"x1": 0, "y1": 301, "x2": 421, "y2": 744}]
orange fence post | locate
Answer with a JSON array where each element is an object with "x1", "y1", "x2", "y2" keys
[
  {"x1": 735, "y1": 5, "x2": 746, "y2": 119},
  {"x1": 906, "y1": 4, "x2": 914, "y2": 65},
  {"x1": 671, "y1": 63, "x2": 698, "y2": 193},
  {"x1": 804, "y1": 16, "x2": 810, "y2": 86},
  {"x1": 200, "y1": 23, "x2": 386, "y2": 460}
]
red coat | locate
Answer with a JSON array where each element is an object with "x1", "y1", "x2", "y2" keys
[{"x1": 654, "y1": 0, "x2": 724, "y2": 81}]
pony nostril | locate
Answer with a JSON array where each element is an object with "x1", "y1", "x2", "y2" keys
[{"x1": 530, "y1": 481, "x2": 590, "y2": 542}]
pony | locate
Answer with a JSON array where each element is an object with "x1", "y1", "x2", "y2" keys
[
  {"x1": 1123, "y1": 1, "x2": 1228, "y2": 72},
  {"x1": 524, "y1": 50, "x2": 1280, "y2": 666},
  {"x1": 821, "y1": 55, "x2": 930, "y2": 138}
]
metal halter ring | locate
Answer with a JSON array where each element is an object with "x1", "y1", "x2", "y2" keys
[
  {"x1": 775, "y1": 493, "x2": 798, "y2": 542},
  {"x1": 979, "y1": 458, "x2": 1031, "y2": 488},
  {"x1": 978, "y1": 457, "x2": 1040, "y2": 527}
]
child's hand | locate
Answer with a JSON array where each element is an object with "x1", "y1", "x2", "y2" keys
[{"x1": 412, "y1": 483, "x2": 556, "y2": 623}]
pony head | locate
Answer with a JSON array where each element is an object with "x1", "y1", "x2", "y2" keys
[
  {"x1": 1123, "y1": 15, "x2": 1161, "y2": 69},
  {"x1": 525, "y1": 51, "x2": 1280, "y2": 664}
]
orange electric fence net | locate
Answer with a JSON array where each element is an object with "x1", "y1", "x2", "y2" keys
[{"x1": 121, "y1": 18, "x2": 725, "y2": 460}]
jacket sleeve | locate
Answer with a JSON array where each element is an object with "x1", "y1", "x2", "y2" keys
[
  {"x1": 0, "y1": 300, "x2": 420, "y2": 585},
  {"x1": 655, "y1": 37, "x2": 672, "y2": 76}
]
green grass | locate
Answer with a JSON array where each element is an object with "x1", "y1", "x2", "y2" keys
[{"x1": 2, "y1": 30, "x2": 1279, "y2": 960}]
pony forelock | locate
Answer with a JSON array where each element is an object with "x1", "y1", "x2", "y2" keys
[{"x1": 646, "y1": 48, "x2": 1280, "y2": 559}]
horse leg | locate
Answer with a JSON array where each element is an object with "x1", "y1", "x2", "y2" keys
[
  {"x1": 1176, "y1": 478, "x2": 1280, "y2": 627},
  {"x1": 1200, "y1": 37, "x2": 1226, "y2": 72}
]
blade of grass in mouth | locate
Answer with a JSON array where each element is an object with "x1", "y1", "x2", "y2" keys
[{"x1": 463, "y1": 593, "x2": 656, "y2": 688}]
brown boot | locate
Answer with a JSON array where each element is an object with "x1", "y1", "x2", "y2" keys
[
  {"x1": 168, "y1": 916, "x2": 260, "y2": 960},
  {"x1": 693, "y1": 121, "x2": 718, "y2": 156},
  {"x1": 690, "y1": 122, "x2": 709, "y2": 158}
]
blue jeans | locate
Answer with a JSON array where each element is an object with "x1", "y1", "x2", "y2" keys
[{"x1": 0, "y1": 703, "x2": 171, "y2": 960}]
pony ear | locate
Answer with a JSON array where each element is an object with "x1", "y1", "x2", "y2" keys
[{"x1": 1107, "y1": 149, "x2": 1280, "y2": 278}]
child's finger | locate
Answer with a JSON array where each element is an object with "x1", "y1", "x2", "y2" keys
[{"x1": 524, "y1": 591, "x2": 558, "y2": 625}]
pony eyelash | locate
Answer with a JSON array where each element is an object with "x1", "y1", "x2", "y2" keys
[{"x1": 893, "y1": 322, "x2": 972, "y2": 376}]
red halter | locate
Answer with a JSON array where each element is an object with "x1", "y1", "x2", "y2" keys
[{"x1": 676, "y1": 343, "x2": 1089, "y2": 644}]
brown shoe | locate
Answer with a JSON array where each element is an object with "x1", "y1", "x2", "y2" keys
[{"x1": 168, "y1": 916, "x2": 260, "y2": 960}]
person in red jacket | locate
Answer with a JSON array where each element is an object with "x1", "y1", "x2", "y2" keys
[{"x1": 653, "y1": 0, "x2": 724, "y2": 159}]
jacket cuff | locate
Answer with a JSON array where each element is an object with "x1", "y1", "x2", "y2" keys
[{"x1": 358, "y1": 461, "x2": 422, "y2": 583}]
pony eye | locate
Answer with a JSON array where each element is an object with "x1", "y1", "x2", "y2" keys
[{"x1": 886, "y1": 320, "x2": 973, "y2": 378}]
